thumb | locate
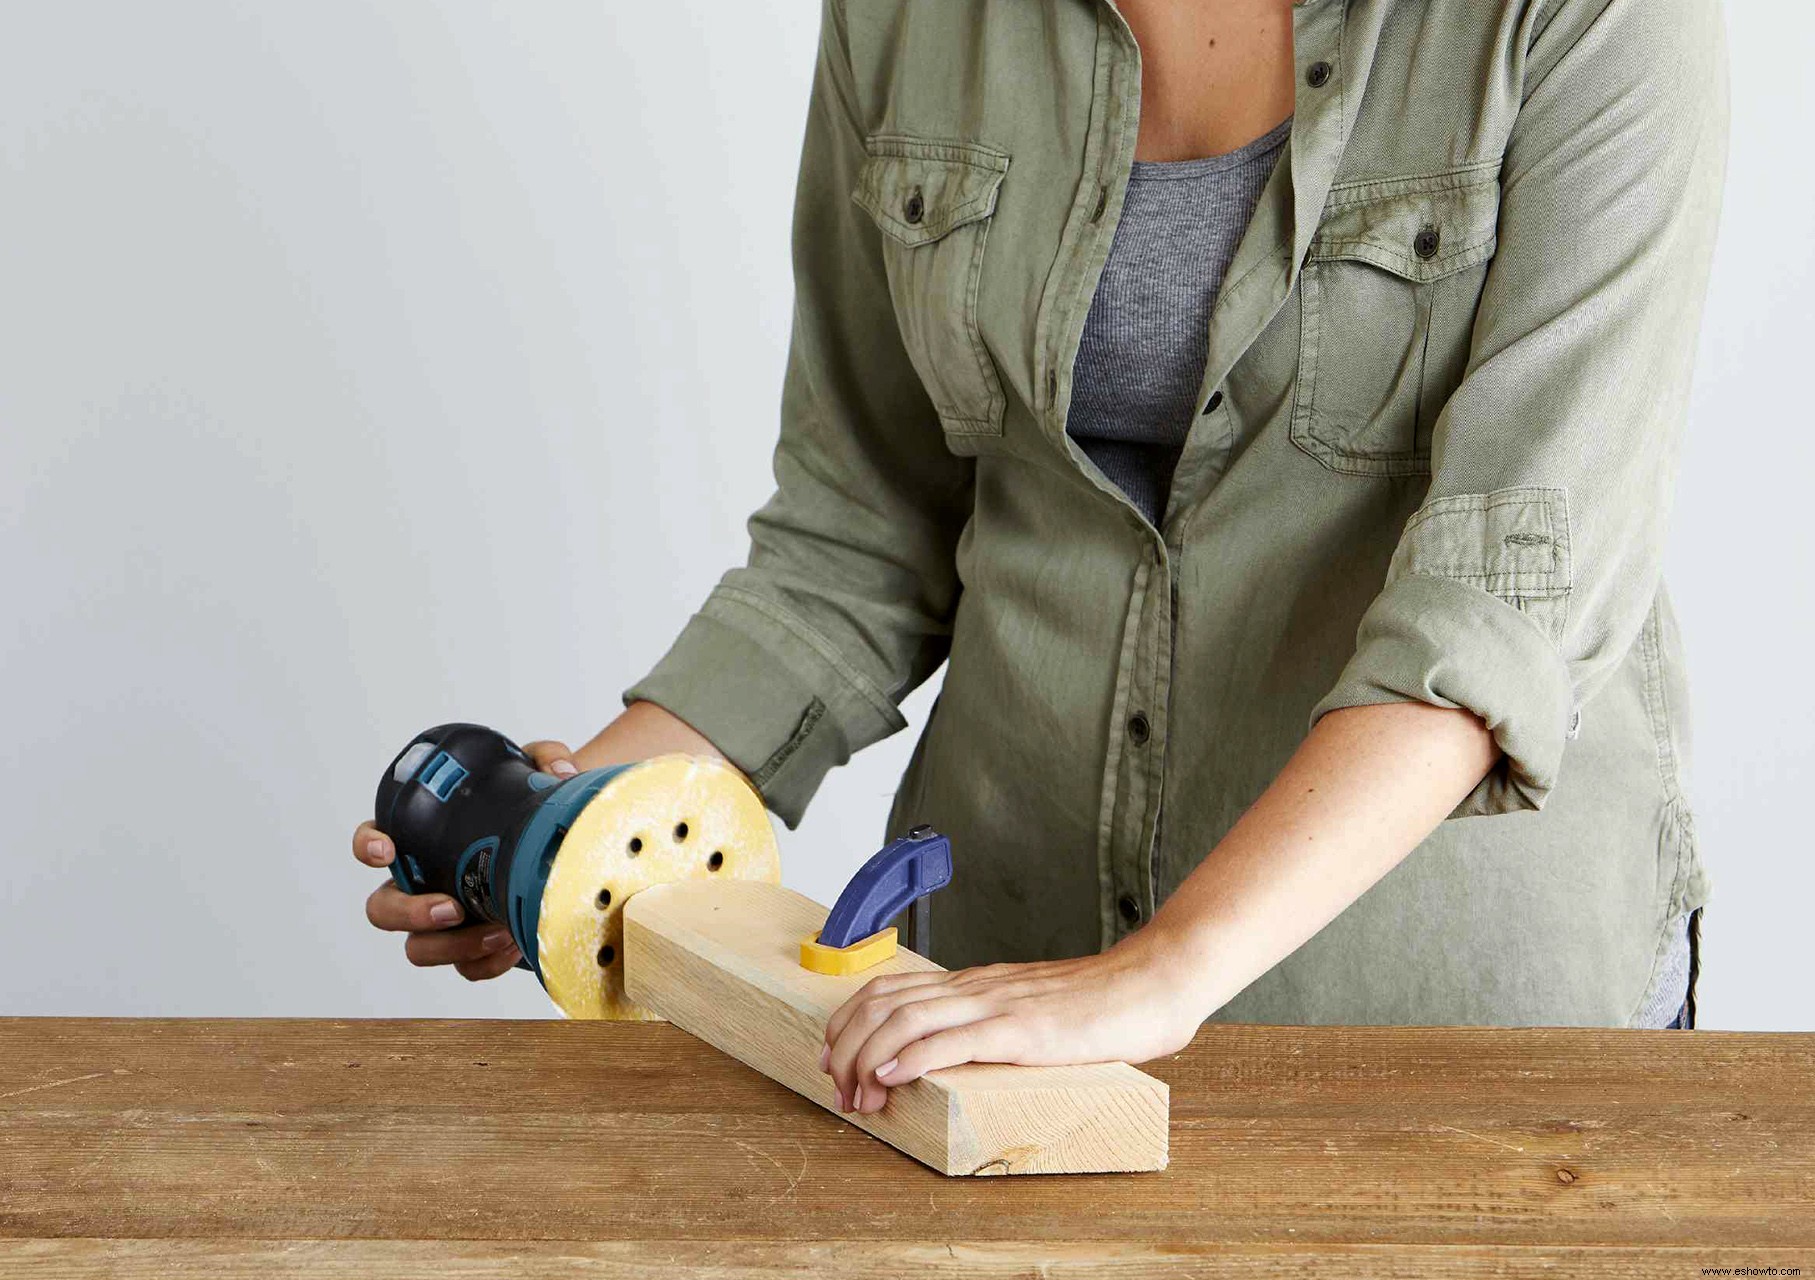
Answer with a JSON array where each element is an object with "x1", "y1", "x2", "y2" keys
[{"x1": 521, "y1": 739, "x2": 579, "y2": 778}]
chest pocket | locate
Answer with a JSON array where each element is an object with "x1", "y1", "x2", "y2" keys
[
  {"x1": 852, "y1": 135, "x2": 1010, "y2": 438},
  {"x1": 1291, "y1": 163, "x2": 1501, "y2": 477}
]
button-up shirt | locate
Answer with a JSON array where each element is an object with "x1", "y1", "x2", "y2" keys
[{"x1": 624, "y1": 0, "x2": 1729, "y2": 1025}]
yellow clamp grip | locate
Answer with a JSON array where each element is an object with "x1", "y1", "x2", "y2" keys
[{"x1": 799, "y1": 927, "x2": 898, "y2": 976}]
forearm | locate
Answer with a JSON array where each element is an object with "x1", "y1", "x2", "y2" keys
[
  {"x1": 1136, "y1": 700, "x2": 1499, "y2": 1018},
  {"x1": 570, "y1": 700, "x2": 729, "y2": 772}
]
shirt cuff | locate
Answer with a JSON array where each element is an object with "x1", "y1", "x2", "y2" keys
[
  {"x1": 1308, "y1": 572, "x2": 1575, "y2": 819},
  {"x1": 620, "y1": 585, "x2": 907, "y2": 829}
]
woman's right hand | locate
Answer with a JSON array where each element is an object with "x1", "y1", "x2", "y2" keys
[{"x1": 351, "y1": 738, "x2": 580, "y2": 982}]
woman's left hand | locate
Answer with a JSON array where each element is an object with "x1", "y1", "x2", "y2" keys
[{"x1": 818, "y1": 932, "x2": 1205, "y2": 1115}]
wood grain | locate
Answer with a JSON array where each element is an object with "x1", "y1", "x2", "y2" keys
[
  {"x1": 1, "y1": 1017, "x2": 1811, "y2": 1279},
  {"x1": 6, "y1": 1239, "x2": 1814, "y2": 1279},
  {"x1": 621, "y1": 879, "x2": 1168, "y2": 1175}
]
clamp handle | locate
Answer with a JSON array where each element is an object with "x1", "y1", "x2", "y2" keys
[
  {"x1": 799, "y1": 825, "x2": 952, "y2": 976},
  {"x1": 819, "y1": 824, "x2": 952, "y2": 947}
]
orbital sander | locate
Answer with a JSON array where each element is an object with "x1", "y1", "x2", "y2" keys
[{"x1": 374, "y1": 722, "x2": 952, "y2": 1020}]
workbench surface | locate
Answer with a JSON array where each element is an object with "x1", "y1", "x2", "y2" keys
[{"x1": 1, "y1": 1018, "x2": 1809, "y2": 1277}]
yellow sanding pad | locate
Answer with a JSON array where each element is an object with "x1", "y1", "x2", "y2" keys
[{"x1": 537, "y1": 753, "x2": 780, "y2": 1020}]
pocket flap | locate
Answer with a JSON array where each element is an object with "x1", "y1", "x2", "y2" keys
[
  {"x1": 853, "y1": 135, "x2": 1010, "y2": 247},
  {"x1": 1309, "y1": 163, "x2": 1500, "y2": 282},
  {"x1": 1390, "y1": 486, "x2": 1572, "y2": 601}
]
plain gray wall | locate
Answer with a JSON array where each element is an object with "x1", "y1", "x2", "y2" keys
[{"x1": 2, "y1": 3, "x2": 1807, "y2": 1029}]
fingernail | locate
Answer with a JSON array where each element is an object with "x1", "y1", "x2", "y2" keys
[
  {"x1": 365, "y1": 837, "x2": 390, "y2": 864},
  {"x1": 875, "y1": 1057, "x2": 898, "y2": 1080},
  {"x1": 429, "y1": 901, "x2": 461, "y2": 925},
  {"x1": 818, "y1": 1044, "x2": 830, "y2": 1073},
  {"x1": 852, "y1": 1084, "x2": 864, "y2": 1111},
  {"x1": 550, "y1": 760, "x2": 578, "y2": 778},
  {"x1": 481, "y1": 929, "x2": 511, "y2": 952},
  {"x1": 832, "y1": 1088, "x2": 846, "y2": 1111}
]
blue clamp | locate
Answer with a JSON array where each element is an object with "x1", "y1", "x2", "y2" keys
[
  {"x1": 820, "y1": 825, "x2": 952, "y2": 946},
  {"x1": 799, "y1": 825, "x2": 952, "y2": 975}
]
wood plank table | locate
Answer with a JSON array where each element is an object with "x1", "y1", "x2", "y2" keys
[{"x1": 1, "y1": 1018, "x2": 1810, "y2": 1278}]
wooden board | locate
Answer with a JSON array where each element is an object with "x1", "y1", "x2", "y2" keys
[
  {"x1": 2, "y1": 1019, "x2": 1812, "y2": 1278},
  {"x1": 620, "y1": 878, "x2": 1169, "y2": 1175}
]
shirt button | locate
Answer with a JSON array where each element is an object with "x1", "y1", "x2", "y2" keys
[
  {"x1": 1306, "y1": 60, "x2": 1332, "y2": 88},
  {"x1": 1090, "y1": 183, "x2": 1109, "y2": 223},
  {"x1": 904, "y1": 187, "x2": 925, "y2": 224},
  {"x1": 1202, "y1": 390, "x2": 1224, "y2": 415},
  {"x1": 1413, "y1": 225, "x2": 1441, "y2": 259},
  {"x1": 1127, "y1": 712, "x2": 1151, "y2": 745},
  {"x1": 1117, "y1": 894, "x2": 1142, "y2": 925},
  {"x1": 1047, "y1": 368, "x2": 1059, "y2": 404}
]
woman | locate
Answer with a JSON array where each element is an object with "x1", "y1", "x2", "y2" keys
[{"x1": 353, "y1": 0, "x2": 1727, "y2": 1118}]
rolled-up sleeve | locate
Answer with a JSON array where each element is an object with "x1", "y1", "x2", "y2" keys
[
  {"x1": 1308, "y1": 0, "x2": 1729, "y2": 817},
  {"x1": 621, "y1": 0, "x2": 974, "y2": 828}
]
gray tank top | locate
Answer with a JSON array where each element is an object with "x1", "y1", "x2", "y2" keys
[
  {"x1": 1067, "y1": 114, "x2": 1291, "y2": 526},
  {"x1": 1064, "y1": 113, "x2": 1694, "y2": 1027}
]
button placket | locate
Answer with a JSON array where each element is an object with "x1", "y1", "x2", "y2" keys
[
  {"x1": 1114, "y1": 541, "x2": 1170, "y2": 938},
  {"x1": 1067, "y1": 8, "x2": 1174, "y2": 946},
  {"x1": 1043, "y1": 3, "x2": 1137, "y2": 453}
]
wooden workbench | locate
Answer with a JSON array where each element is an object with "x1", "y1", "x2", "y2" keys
[{"x1": 1, "y1": 1018, "x2": 1809, "y2": 1277}]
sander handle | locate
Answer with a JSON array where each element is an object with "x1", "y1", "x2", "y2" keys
[{"x1": 374, "y1": 723, "x2": 547, "y2": 919}]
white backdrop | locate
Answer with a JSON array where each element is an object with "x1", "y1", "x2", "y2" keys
[{"x1": 3, "y1": 2, "x2": 1807, "y2": 1029}]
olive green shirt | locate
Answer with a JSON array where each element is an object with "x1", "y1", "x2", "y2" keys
[{"x1": 624, "y1": 0, "x2": 1729, "y2": 1025}]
